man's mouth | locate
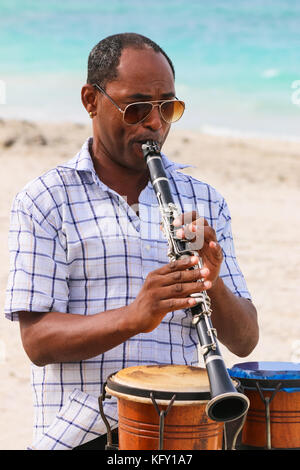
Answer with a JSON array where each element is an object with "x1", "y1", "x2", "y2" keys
[{"x1": 132, "y1": 139, "x2": 161, "y2": 155}]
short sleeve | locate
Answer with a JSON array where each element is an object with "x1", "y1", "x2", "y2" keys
[
  {"x1": 216, "y1": 199, "x2": 251, "y2": 300},
  {"x1": 4, "y1": 194, "x2": 69, "y2": 321}
]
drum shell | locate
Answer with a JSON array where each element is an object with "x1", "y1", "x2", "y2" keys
[
  {"x1": 116, "y1": 395, "x2": 223, "y2": 450},
  {"x1": 240, "y1": 386, "x2": 300, "y2": 449}
]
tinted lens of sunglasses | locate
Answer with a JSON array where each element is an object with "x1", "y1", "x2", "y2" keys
[
  {"x1": 161, "y1": 100, "x2": 185, "y2": 123},
  {"x1": 124, "y1": 102, "x2": 153, "y2": 124},
  {"x1": 124, "y1": 100, "x2": 185, "y2": 124}
]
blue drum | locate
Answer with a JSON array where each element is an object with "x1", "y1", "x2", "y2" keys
[{"x1": 229, "y1": 361, "x2": 300, "y2": 449}]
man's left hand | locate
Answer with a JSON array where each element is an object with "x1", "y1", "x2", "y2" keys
[{"x1": 173, "y1": 211, "x2": 223, "y2": 289}]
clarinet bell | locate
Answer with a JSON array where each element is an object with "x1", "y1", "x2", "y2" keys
[{"x1": 206, "y1": 390, "x2": 250, "y2": 422}]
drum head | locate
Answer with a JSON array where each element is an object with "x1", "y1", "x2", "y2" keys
[
  {"x1": 229, "y1": 361, "x2": 300, "y2": 391},
  {"x1": 106, "y1": 364, "x2": 211, "y2": 402}
]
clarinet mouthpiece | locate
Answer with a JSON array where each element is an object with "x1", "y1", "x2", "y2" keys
[{"x1": 142, "y1": 141, "x2": 160, "y2": 157}]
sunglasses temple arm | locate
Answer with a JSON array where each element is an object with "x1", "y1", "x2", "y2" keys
[{"x1": 93, "y1": 84, "x2": 124, "y2": 114}]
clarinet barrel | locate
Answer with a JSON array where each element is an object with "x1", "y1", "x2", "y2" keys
[{"x1": 142, "y1": 140, "x2": 249, "y2": 423}]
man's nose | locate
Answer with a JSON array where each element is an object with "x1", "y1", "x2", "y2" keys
[{"x1": 143, "y1": 104, "x2": 163, "y2": 131}]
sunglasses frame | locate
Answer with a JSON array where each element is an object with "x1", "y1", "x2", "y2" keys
[{"x1": 92, "y1": 83, "x2": 185, "y2": 125}]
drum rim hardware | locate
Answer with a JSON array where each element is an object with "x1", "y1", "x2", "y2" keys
[
  {"x1": 150, "y1": 392, "x2": 177, "y2": 450},
  {"x1": 229, "y1": 376, "x2": 300, "y2": 391},
  {"x1": 98, "y1": 380, "x2": 118, "y2": 451}
]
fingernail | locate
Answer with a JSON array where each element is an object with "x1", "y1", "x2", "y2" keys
[{"x1": 204, "y1": 280, "x2": 212, "y2": 289}]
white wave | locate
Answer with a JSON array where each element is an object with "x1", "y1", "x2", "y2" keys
[
  {"x1": 200, "y1": 124, "x2": 300, "y2": 142},
  {"x1": 261, "y1": 69, "x2": 280, "y2": 79}
]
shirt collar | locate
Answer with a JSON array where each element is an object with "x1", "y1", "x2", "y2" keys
[
  {"x1": 61, "y1": 137, "x2": 192, "y2": 176},
  {"x1": 60, "y1": 137, "x2": 96, "y2": 174}
]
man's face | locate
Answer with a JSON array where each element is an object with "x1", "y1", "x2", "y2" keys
[{"x1": 93, "y1": 47, "x2": 176, "y2": 172}]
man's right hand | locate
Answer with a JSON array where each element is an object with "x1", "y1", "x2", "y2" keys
[{"x1": 128, "y1": 255, "x2": 209, "y2": 333}]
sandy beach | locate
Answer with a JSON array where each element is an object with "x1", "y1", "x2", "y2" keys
[{"x1": 0, "y1": 118, "x2": 299, "y2": 450}]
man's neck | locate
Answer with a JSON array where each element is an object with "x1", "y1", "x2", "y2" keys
[{"x1": 89, "y1": 140, "x2": 149, "y2": 208}]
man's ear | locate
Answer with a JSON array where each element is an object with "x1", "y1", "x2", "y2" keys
[{"x1": 81, "y1": 84, "x2": 98, "y2": 117}]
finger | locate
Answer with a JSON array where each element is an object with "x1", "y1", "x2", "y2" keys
[
  {"x1": 159, "y1": 295, "x2": 203, "y2": 312},
  {"x1": 156, "y1": 255, "x2": 199, "y2": 275},
  {"x1": 162, "y1": 265, "x2": 208, "y2": 286},
  {"x1": 173, "y1": 211, "x2": 199, "y2": 227},
  {"x1": 186, "y1": 226, "x2": 218, "y2": 253},
  {"x1": 209, "y1": 240, "x2": 223, "y2": 260},
  {"x1": 203, "y1": 225, "x2": 217, "y2": 243},
  {"x1": 189, "y1": 217, "x2": 209, "y2": 230},
  {"x1": 175, "y1": 218, "x2": 208, "y2": 244},
  {"x1": 175, "y1": 222, "x2": 202, "y2": 239},
  {"x1": 160, "y1": 277, "x2": 209, "y2": 299}
]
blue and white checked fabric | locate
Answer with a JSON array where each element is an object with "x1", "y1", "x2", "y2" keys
[{"x1": 5, "y1": 137, "x2": 251, "y2": 449}]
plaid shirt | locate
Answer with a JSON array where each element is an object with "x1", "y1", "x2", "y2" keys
[{"x1": 5, "y1": 138, "x2": 251, "y2": 449}]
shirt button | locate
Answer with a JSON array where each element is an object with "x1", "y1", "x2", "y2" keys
[{"x1": 145, "y1": 244, "x2": 151, "y2": 251}]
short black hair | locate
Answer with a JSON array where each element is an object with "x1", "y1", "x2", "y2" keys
[{"x1": 87, "y1": 32, "x2": 175, "y2": 88}]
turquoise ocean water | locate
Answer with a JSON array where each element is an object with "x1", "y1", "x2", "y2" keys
[{"x1": 1, "y1": 0, "x2": 300, "y2": 139}]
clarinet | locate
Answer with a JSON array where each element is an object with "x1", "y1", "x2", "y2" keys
[{"x1": 142, "y1": 140, "x2": 249, "y2": 423}]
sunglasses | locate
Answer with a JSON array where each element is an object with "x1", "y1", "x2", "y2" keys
[{"x1": 93, "y1": 83, "x2": 185, "y2": 125}]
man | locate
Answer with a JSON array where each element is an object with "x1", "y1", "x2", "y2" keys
[{"x1": 5, "y1": 33, "x2": 258, "y2": 450}]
